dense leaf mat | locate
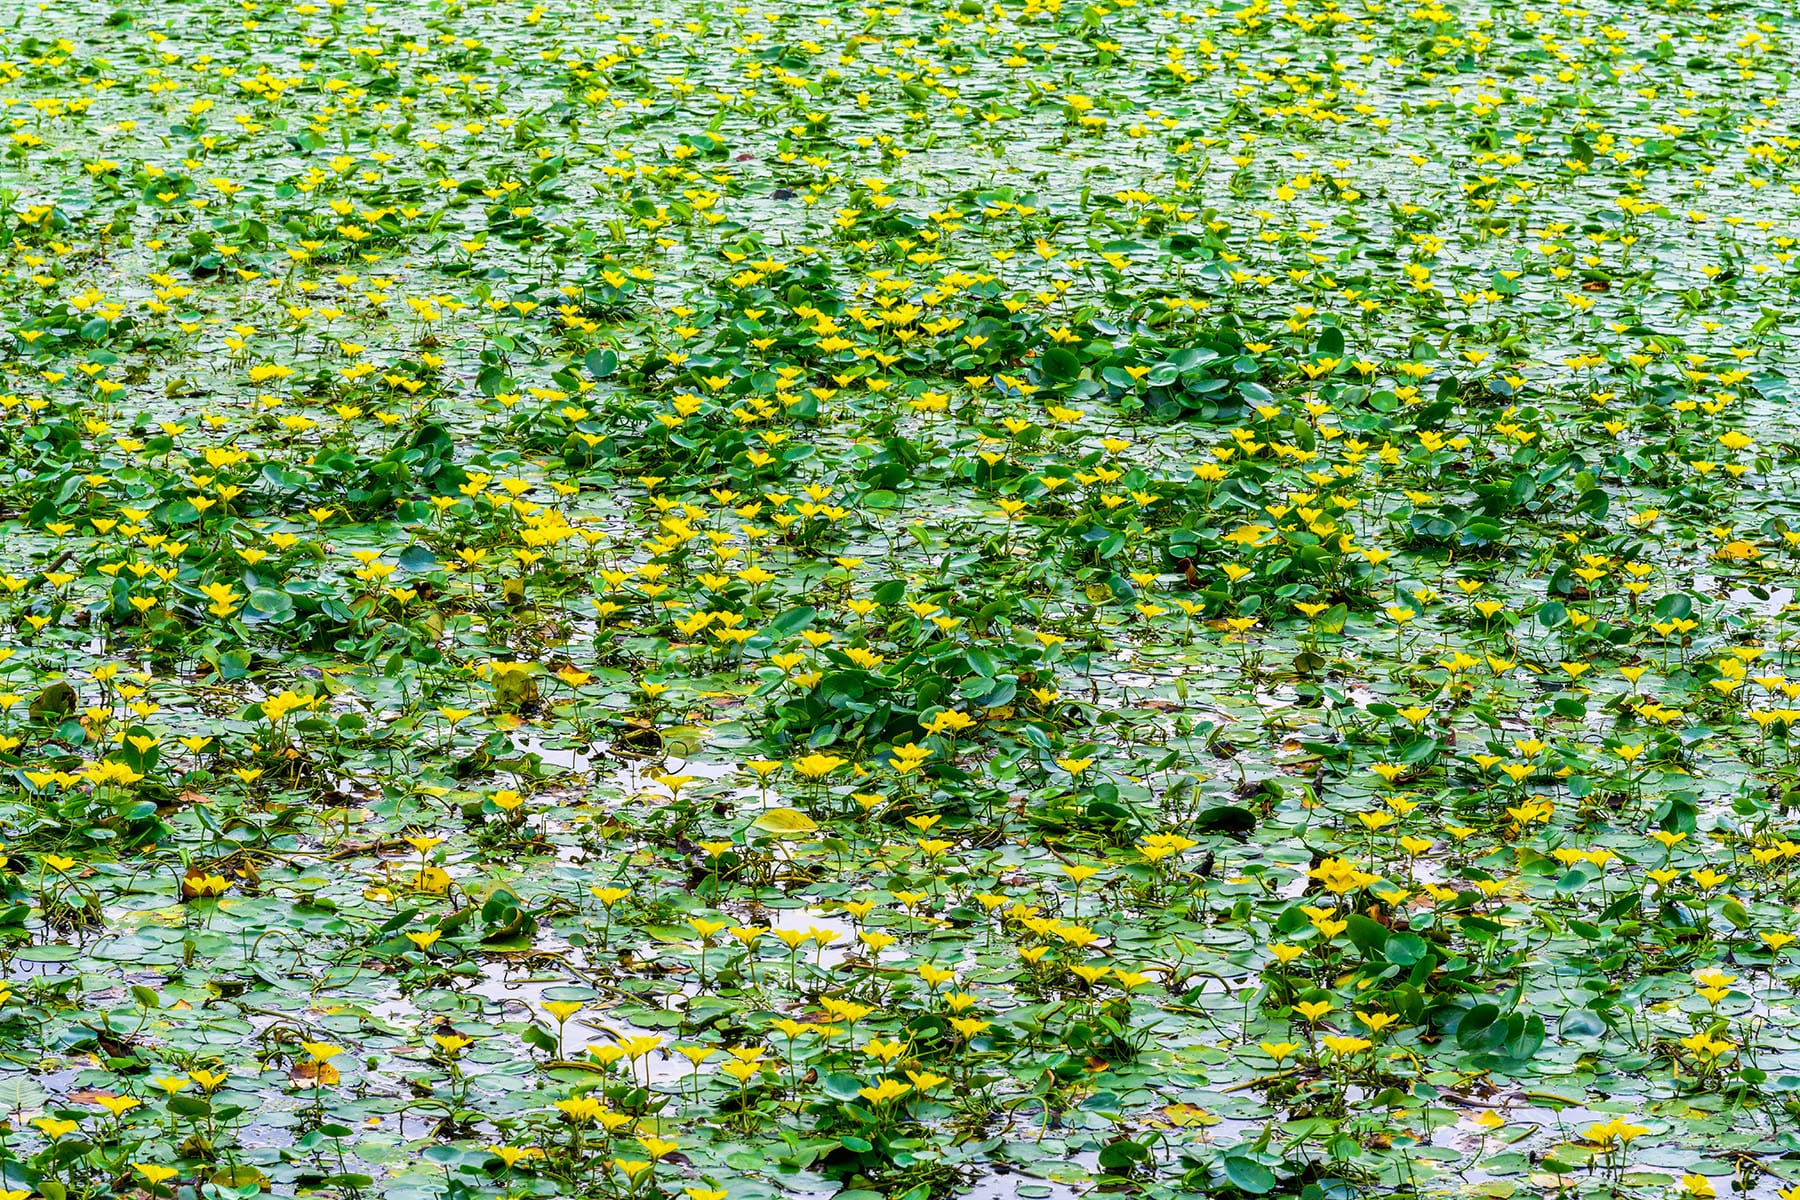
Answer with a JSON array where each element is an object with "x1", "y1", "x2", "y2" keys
[{"x1": 4, "y1": 0, "x2": 1800, "y2": 1197}]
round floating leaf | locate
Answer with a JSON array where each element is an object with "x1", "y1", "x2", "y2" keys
[{"x1": 750, "y1": 807, "x2": 819, "y2": 837}]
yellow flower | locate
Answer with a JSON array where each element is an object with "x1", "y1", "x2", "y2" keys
[
  {"x1": 1678, "y1": 1031, "x2": 1733, "y2": 1060},
  {"x1": 792, "y1": 752, "x2": 847, "y2": 779},
  {"x1": 902, "y1": 955, "x2": 953, "y2": 985},
  {"x1": 857, "y1": 1078, "x2": 912, "y2": 1104},
  {"x1": 553, "y1": 1095, "x2": 605, "y2": 1124},
  {"x1": 1355, "y1": 1010, "x2": 1400, "y2": 1033},
  {"x1": 1583, "y1": 1117, "x2": 1649, "y2": 1146},
  {"x1": 190, "y1": 1069, "x2": 229, "y2": 1092},
  {"x1": 862, "y1": 1036, "x2": 907, "y2": 1064},
  {"x1": 34, "y1": 1116, "x2": 80, "y2": 1140},
  {"x1": 1319, "y1": 1034, "x2": 1372, "y2": 1056}
]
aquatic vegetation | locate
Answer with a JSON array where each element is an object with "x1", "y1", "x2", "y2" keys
[{"x1": 4, "y1": 0, "x2": 1800, "y2": 1197}]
